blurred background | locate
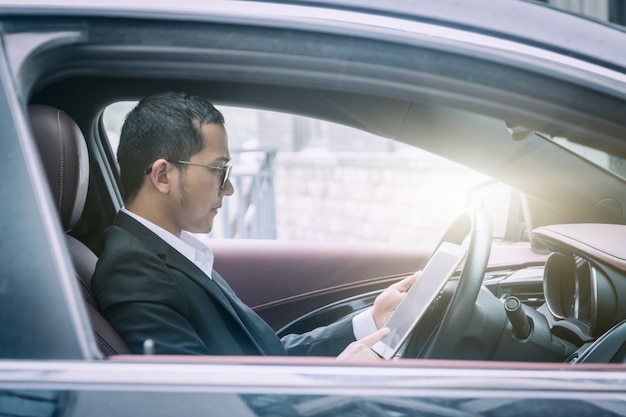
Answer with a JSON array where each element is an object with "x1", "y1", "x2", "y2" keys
[{"x1": 103, "y1": 103, "x2": 509, "y2": 245}]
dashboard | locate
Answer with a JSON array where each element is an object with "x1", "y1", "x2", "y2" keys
[{"x1": 532, "y1": 224, "x2": 626, "y2": 345}]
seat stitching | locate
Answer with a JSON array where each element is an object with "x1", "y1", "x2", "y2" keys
[
  {"x1": 56, "y1": 110, "x2": 64, "y2": 214},
  {"x1": 95, "y1": 333, "x2": 116, "y2": 356}
]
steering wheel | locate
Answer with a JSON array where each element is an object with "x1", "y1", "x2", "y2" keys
[{"x1": 408, "y1": 208, "x2": 493, "y2": 359}]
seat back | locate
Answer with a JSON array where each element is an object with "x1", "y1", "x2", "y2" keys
[{"x1": 28, "y1": 104, "x2": 131, "y2": 356}]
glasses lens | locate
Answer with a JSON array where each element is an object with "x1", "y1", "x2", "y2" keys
[{"x1": 221, "y1": 165, "x2": 231, "y2": 188}]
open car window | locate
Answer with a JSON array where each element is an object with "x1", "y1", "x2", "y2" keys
[{"x1": 103, "y1": 102, "x2": 520, "y2": 244}]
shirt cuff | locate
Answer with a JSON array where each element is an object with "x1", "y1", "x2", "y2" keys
[{"x1": 352, "y1": 308, "x2": 378, "y2": 340}]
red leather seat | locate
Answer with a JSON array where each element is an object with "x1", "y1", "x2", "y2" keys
[{"x1": 28, "y1": 104, "x2": 131, "y2": 356}]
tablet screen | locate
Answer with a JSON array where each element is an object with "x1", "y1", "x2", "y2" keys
[{"x1": 372, "y1": 241, "x2": 466, "y2": 359}]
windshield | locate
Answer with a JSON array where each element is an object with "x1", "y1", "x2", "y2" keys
[{"x1": 546, "y1": 135, "x2": 626, "y2": 181}]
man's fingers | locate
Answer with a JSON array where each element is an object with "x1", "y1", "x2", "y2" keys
[{"x1": 359, "y1": 327, "x2": 390, "y2": 348}]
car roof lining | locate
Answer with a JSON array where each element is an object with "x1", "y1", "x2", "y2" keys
[{"x1": 27, "y1": 42, "x2": 626, "y2": 148}]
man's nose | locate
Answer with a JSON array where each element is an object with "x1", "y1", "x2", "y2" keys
[{"x1": 220, "y1": 178, "x2": 234, "y2": 196}]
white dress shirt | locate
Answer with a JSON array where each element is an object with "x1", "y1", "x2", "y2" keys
[{"x1": 121, "y1": 208, "x2": 214, "y2": 279}]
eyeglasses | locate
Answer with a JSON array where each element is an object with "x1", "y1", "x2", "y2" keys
[{"x1": 144, "y1": 160, "x2": 232, "y2": 189}]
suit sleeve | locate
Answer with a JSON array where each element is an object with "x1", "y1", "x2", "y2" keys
[
  {"x1": 280, "y1": 315, "x2": 357, "y2": 356},
  {"x1": 92, "y1": 245, "x2": 212, "y2": 355}
]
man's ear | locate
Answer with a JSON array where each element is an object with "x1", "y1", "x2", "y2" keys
[{"x1": 147, "y1": 159, "x2": 172, "y2": 194}]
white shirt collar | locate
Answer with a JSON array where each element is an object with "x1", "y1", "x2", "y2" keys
[{"x1": 121, "y1": 208, "x2": 214, "y2": 278}]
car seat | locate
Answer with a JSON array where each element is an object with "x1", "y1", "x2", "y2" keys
[{"x1": 28, "y1": 104, "x2": 131, "y2": 356}]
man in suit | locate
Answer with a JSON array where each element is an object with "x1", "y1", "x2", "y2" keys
[{"x1": 92, "y1": 92, "x2": 418, "y2": 358}]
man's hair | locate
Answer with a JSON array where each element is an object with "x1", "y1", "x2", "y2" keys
[{"x1": 117, "y1": 91, "x2": 225, "y2": 204}]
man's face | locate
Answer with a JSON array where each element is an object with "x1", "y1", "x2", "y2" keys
[{"x1": 172, "y1": 123, "x2": 233, "y2": 234}]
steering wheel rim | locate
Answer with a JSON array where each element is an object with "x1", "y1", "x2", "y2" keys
[{"x1": 419, "y1": 208, "x2": 493, "y2": 359}]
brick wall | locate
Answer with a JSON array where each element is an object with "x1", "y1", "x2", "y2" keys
[{"x1": 273, "y1": 152, "x2": 489, "y2": 245}]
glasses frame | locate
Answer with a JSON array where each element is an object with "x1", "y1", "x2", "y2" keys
[
  {"x1": 144, "y1": 159, "x2": 232, "y2": 189},
  {"x1": 170, "y1": 160, "x2": 232, "y2": 189}
]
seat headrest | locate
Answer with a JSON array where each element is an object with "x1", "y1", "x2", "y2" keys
[{"x1": 28, "y1": 105, "x2": 89, "y2": 231}]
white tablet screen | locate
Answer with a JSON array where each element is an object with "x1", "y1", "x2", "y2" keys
[{"x1": 372, "y1": 241, "x2": 466, "y2": 359}]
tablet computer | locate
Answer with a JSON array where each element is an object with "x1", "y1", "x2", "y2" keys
[{"x1": 371, "y1": 241, "x2": 467, "y2": 359}]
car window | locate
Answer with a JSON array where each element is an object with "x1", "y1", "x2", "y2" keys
[
  {"x1": 524, "y1": 0, "x2": 626, "y2": 28},
  {"x1": 103, "y1": 102, "x2": 518, "y2": 245},
  {"x1": 546, "y1": 134, "x2": 626, "y2": 181}
]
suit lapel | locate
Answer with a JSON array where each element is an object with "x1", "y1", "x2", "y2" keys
[
  {"x1": 211, "y1": 271, "x2": 286, "y2": 354},
  {"x1": 113, "y1": 212, "x2": 280, "y2": 355}
]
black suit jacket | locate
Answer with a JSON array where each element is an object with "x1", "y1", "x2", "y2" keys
[{"x1": 91, "y1": 212, "x2": 356, "y2": 356}]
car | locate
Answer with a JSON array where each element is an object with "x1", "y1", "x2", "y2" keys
[{"x1": 2, "y1": 0, "x2": 626, "y2": 415}]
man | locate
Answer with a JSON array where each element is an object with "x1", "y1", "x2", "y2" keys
[{"x1": 92, "y1": 92, "x2": 418, "y2": 358}]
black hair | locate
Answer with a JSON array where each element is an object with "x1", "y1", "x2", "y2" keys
[{"x1": 117, "y1": 91, "x2": 225, "y2": 204}]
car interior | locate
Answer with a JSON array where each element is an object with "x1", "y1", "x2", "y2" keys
[{"x1": 10, "y1": 7, "x2": 626, "y2": 367}]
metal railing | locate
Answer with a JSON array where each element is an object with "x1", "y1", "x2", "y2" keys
[{"x1": 218, "y1": 148, "x2": 277, "y2": 239}]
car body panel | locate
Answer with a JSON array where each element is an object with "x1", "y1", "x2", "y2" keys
[
  {"x1": 3, "y1": 358, "x2": 626, "y2": 416},
  {"x1": 0, "y1": 38, "x2": 94, "y2": 360}
]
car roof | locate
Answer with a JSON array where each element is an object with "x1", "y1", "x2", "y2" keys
[{"x1": 1, "y1": 0, "x2": 624, "y2": 68}]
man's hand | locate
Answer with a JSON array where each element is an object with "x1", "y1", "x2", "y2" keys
[
  {"x1": 336, "y1": 327, "x2": 389, "y2": 360},
  {"x1": 372, "y1": 271, "x2": 420, "y2": 329}
]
